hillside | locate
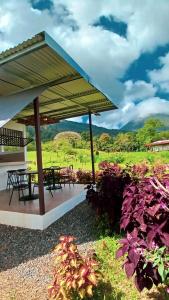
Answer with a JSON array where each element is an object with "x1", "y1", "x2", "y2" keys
[
  {"x1": 122, "y1": 114, "x2": 169, "y2": 131},
  {"x1": 27, "y1": 120, "x2": 124, "y2": 141}
]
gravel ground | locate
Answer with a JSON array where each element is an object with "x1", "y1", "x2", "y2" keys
[{"x1": 0, "y1": 201, "x2": 97, "y2": 300}]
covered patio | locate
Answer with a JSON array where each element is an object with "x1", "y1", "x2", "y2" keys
[{"x1": 0, "y1": 31, "x2": 116, "y2": 229}]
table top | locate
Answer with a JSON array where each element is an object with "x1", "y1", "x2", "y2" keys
[
  {"x1": 45, "y1": 166, "x2": 67, "y2": 170},
  {"x1": 17, "y1": 170, "x2": 38, "y2": 175}
]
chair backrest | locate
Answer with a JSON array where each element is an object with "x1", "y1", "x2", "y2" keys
[
  {"x1": 43, "y1": 169, "x2": 53, "y2": 182},
  {"x1": 9, "y1": 172, "x2": 21, "y2": 187}
]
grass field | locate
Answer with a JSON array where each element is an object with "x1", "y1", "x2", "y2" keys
[{"x1": 27, "y1": 149, "x2": 169, "y2": 170}]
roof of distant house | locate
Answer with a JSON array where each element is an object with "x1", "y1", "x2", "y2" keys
[{"x1": 146, "y1": 140, "x2": 169, "y2": 147}]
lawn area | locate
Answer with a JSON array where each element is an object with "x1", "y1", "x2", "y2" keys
[{"x1": 27, "y1": 149, "x2": 169, "y2": 170}]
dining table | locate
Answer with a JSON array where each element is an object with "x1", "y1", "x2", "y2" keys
[{"x1": 17, "y1": 170, "x2": 39, "y2": 201}]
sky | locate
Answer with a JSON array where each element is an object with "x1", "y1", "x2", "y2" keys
[{"x1": 0, "y1": 0, "x2": 169, "y2": 129}]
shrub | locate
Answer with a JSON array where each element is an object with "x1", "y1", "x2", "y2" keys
[
  {"x1": 116, "y1": 174, "x2": 169, "y2": 292},
  {"x1": 48, "y1": 236, "x2": 101, "y2": 299},
  {"x1": 87, "y1": 163, "x2": 131, "y2": 229},
  {"x1": 76, "y1": 170, "x2": 92, "y2": 184}
]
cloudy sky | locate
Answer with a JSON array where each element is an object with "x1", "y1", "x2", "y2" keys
[{"x1": 0, "y1": 0, "x2": 169, "y2": 129}]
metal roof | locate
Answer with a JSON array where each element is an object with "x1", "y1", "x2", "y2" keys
[
  {"x1": 146, "y1": 140, "x2": 169, "y2": 147},
  {"x1": 0, "y1": 31, "x2": 117, "y2": 125}
]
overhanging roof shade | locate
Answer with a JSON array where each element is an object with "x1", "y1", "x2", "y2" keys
[{"x1": 0, "y1": 31, "x2": 117, "y2": 126}]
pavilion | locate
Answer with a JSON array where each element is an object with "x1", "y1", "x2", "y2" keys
[{"x1": 0, "y1": 31, "x2": 117, "y2": 229}]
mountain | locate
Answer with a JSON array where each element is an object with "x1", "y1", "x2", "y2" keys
[
  {"x1": 27, "y1": 120, "x2": 125, "y2": 142},
  {"x1": 122, "y1": 114, "x2": 169, "y2": 131}
]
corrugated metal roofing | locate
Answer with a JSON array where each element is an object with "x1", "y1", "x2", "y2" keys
[
  {"x1": 146, "y1": 140, "x2": 169, "y2": 147},
  {"x1": 0, "y1": 31, "x2": 117, "y2": 125}
]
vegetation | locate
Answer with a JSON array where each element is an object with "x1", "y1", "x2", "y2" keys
[
  {"x1": 117, "y1": 164, "x2": 169, "y2": 293},
  {"x1": 95, "y1": 235, "x2": 169, "y2": 300},
  {"x1": 27, "y1": 149, "x2": 169, "y2": 171},
  {"x1": 86, "y1": 162, "x2": 169, "y2": 298},
  {"x1": 48, "y1": 236, "x2": 102, "y2": 300},
  {"x1": 27, "y1": 117, "x2": 169, "y2": 158},
  {"x1": 27, "y1": 120, "x2": 122, "y2": 142}
]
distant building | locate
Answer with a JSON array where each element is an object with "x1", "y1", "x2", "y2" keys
[{"x1": 146, "y1": 140, "x2": 169, "y2": 152}]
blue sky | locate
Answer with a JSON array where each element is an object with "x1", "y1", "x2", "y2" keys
[{"x1": 1, "y1": 0, "x2": 169, "y2": 129}]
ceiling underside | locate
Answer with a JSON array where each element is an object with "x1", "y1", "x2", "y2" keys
[{"x1": 0, "y1": 32, "x2": 116, "y2": 125}]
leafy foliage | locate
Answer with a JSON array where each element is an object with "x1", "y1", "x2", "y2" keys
[
  {"x1": 76, "y1": 170, "x2": 93, "y2": 184},
  {"x1": 86, "y1": 163, "x2": 131, "y2": 228},
  {"x1": 48, "y1": 236, "x2": 101, "y2": 300},
  {"x1": 117, "y1": 170, "x2": 169, "y2": 292}
]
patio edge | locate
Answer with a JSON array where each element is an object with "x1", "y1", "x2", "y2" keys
[{"x1": 0, "y1": 190, "x2": 86, "y2": 230}]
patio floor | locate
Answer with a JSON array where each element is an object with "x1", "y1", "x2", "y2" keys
[{"x1": 0, "y1": 184, "x2": 84, "y2": 215}]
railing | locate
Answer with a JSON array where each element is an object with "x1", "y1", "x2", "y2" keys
[{"x1": 0, "y1": 128, "x2": 32, "y2": 147}]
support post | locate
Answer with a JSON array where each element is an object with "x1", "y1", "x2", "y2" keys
[
  {"x1": 34, "y1": 97, "x2": 45, "y2": 215},
  {"x1": 88, "y1": 111, "x2": 95, "y2": 184}
]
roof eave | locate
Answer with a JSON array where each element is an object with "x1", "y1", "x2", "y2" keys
[{"x1": 0, "y1": 32, "x2": 46, "y2": 66}]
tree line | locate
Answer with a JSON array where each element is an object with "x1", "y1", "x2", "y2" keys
[{"x1": 28, "y1": 118, "x2": 169, "y2": 153}]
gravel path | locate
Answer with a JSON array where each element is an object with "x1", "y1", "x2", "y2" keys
[{"x1": 0, "y1": 201, "x2": 97, "y2": 300}]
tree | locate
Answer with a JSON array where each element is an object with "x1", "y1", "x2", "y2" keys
[
  {"x1": 136, "y1": 118, "x2": 163, "y2": 150},
  {"x1": 113, "y1": 132, "x2": 137, "y2": 152},
  {"x1": 81, "y1": 131, "x2": 90, "y2": 142},
  {"x1": 54, "y1": 131, "x2": 81, "y2": 148},
  {"x1": 98, "y1": 133, "x2": 112, "y2": 151}
]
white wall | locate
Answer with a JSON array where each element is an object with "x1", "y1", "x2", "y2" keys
[{"x1": 0, "y1": 121, "x2": 27, "y2": 190}]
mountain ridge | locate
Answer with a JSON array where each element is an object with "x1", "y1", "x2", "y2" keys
[
  {"x1": 28, "y1": 120, "x2": 125, "y2": 141},
  {"x1": 122, "y1": 114, "x2": 169, "y2": 131}
]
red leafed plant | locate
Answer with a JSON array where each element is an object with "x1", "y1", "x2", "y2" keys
[
  {"x1": 76, "y1": 170, "x2": 92, "y2": 184},
  {"x1": 116, "y1": 174, "x2": 169, "y2": 292},
  {"x1": 48, "y1": 236, "x2": 102, "y2": 299}
]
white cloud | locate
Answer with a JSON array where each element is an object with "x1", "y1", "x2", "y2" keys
[
  {"x1": 70, "y1": 80, "x2": 158, "y2": 128},
  {"x1": 124, "y1": 80, "x2": 157, "y2": 103},
  {"x1": 149, "y1": 52, "x2": 169, "y2": 93},
  {"x1": 91, "y1": 97, "x2": 169, "y2": 129}
]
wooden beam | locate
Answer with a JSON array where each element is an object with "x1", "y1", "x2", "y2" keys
[
  {"x1": 89, "y1": 111, "x2": 95, "y2": 184},
  {"x1": 33, "y1": 97, "x2": 45, "y2": 215}
]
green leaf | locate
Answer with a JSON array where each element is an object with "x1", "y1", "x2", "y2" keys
[{"x1": 158, "y1": 264, "x2": 165, "y2": 282}]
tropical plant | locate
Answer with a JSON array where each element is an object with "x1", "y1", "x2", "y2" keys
[
  {"x1": 87, "y1": 163, "x2": 131, "y2": 228},
  {"x1": 48, "y1": 236, "x2": 101, "y2": 300},
  {"x1": 76, "y1": 170, "x2": 92, "y2": 184},
  {"x1": 116, "y1": 173, "x2": 169, "y2": 292}
]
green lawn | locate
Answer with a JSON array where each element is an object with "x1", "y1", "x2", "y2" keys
[{"x1": 27, "y1": 149, "x2": 169, "y2": 170}]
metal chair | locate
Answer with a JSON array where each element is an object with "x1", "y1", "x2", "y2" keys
[
  {"x1": 32, "y1": 169, "x2": 54, "y2": 196},
  {"x1": 9, "y1": 172, "x2": 29, "y2": 206},
  {"x1": 6, "y1": 170, "x2": 17, "y2": 190},
  {"x1": 6, "y1": 169, "x2": 27, "y2": 190}
]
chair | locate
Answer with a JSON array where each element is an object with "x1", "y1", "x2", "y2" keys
[
  {"x1": 32, "y1": 169, "x2": 54, "y2": 196},
  {"x1": 6, "y1": 170, "x2": 17, "y2": 190},
  {"x1": 9, "y1": 172, "x2": 29, "y2": 206},
  {"x1": 53, "y1": 170, "x2": 62, "y2": 189}
]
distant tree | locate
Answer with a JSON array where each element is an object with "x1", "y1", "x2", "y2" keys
[
  {"x1": 98, "y1": 133, "x2": 112, "y2": 151},
  {"x1": 54, "y1": 131, "x2": 81, "y2": 148},
  {"x1": 136, "y1": 118, "x2": 163, "y2": 150},
  {"x1": 81, "y1": 131, "x2": 90, "y2": 142},
  {"x1": 113, "y1": 132, "x2": 137, "y2": 152}
]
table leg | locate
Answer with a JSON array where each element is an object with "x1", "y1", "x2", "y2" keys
[
  {"x1": 28, "y1": 174, "x2": 32, "y2": 197},
  {"x1": 52, "y1": 169, "x2": 55, "y2": 189},
  {"x1": 19, "y1": 173, "x2": 39, "y2": 201}
]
